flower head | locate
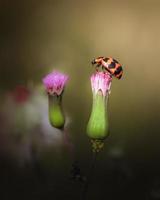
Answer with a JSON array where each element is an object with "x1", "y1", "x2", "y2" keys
[
  {"x1": 90, "y1": 72, "x2": 112, "y2": 96},
  {"x1": 43, "y1": 71, "x2": 69, "y2": 96}
]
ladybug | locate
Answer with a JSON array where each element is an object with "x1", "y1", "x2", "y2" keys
[{"x1": 91, "y1": 56, "x2": 123, "y2": 79}]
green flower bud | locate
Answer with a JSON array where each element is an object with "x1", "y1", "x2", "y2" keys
[
  {"x1": 86, "y1": 72, "x2": 112, "y2": 152},
  {"x1": 87, "y1": 90, "x2": 109, "y2": 139},
  {"x1": 48, "y1": 95, "x2": 65, "y2": 129}
]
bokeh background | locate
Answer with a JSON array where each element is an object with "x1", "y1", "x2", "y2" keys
[{"x1": 0, "y1": 0, "x2": 160, "y2": 199}]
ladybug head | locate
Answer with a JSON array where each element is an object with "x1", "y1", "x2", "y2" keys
[
  {"x1": 91, "y1": 56, "x2": 105, "y2": 65},
  {"x1": 91, "y1": 58, "x2": 96, "y2": 65}
]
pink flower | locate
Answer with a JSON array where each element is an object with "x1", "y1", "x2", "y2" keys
[
  {"x1": 9, "y1": 86, "x2": 31, "y2": 104},
  {"x1": 90, "y1": 72, "x2": 112, "y2": 96},
  {"x1": 42, "y1": 71, "x2": 69, "y2": 95}
]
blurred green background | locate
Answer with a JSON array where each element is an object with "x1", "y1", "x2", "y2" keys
[{"x1": 0, "y1": 0, "x2": 160, "y2": 199}]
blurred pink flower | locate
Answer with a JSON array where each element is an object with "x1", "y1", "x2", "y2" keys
[
  {"x1": 9, "y1": 86, "x2": 31, "y2": 104},
  {"x1": 0, "y1": 86, "x2": 71, "y2": 166},
  {"x1": 42, "y1": 71, "x2": 69, "y2": 95},
  {"x1": 90, "y1": 72, "x2": 112, "y2": 96}
]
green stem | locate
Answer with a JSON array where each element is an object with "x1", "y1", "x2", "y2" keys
[{"x1": 48, "y1": 95, "x2": 65, "y2": 129}]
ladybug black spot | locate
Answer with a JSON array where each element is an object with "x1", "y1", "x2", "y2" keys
[
  {"x1": 114, "y1": 66, "x2": 122, "y2": 75},
  {"x1": 108, "y1": 62, "x2": 116, "y2": 69},
  {"x1": 118, "y1": 74, "x2": 122, "y2": 79}
]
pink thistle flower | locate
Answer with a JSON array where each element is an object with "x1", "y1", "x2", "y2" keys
[
  {"x1": 90, "y1": 72, "x2": 112, "y2": 96},
  {"x1": 42, "y1": 71, "x2": 69, "y2": 96}
]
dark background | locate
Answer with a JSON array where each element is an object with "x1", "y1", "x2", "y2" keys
[{"x1": 0, "y1": 0, "x2": 160, "y2": 199}]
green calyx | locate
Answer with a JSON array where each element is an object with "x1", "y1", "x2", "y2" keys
[
  {"x1": 87, "y1": 90, "x2": 109, "y2": 140},
  {"x1": 48, "y1": 95, "x2": 65, "y2": 129}
]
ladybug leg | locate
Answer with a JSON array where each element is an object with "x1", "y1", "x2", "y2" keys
[
  {"x1": 102, "y1": 66, "x2": 106, "y2": 73},
  {"x1": 96, "y1": 64, "x2": 101, "y2": 72}
]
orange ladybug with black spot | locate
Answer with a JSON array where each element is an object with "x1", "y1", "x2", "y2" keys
[{"x1": 91, "y1": 56, "x2": 123, "y2": 79}]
